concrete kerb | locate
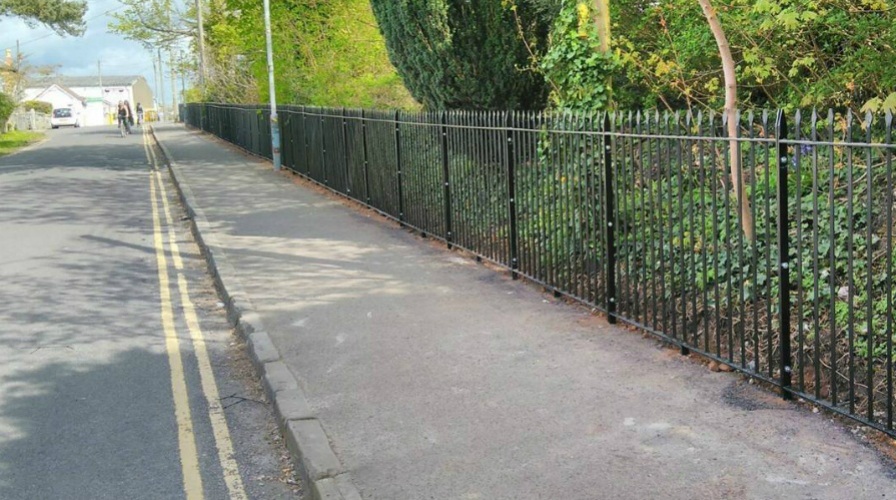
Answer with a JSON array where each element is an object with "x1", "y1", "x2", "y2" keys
[{"x1": 150, "y1": 126, "x2": 360, "y2": 500}]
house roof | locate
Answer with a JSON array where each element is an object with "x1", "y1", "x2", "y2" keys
[
  {"x1": 26, "y1": 75, "x2": 143, "y2": 89},
  {"x1": 34, "y1": 83, "x2": 86, "y2": 103}
]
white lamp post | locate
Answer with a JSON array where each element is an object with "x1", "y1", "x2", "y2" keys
[{"x1": 262, "y1": 0, "x2": 281, "y2": 171}]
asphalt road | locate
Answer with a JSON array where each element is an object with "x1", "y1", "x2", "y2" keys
[{"x1": 0, "y1": 125, "x2": 302, "y2": 499}]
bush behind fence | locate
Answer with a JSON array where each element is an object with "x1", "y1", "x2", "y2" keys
[{"x1": 183, "y1": 103, "x2": 896, "y2": 437}]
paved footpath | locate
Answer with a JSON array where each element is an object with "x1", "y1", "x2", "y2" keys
[{"x1": 152, "y1": 123, "x2": 896, "y2": 500}]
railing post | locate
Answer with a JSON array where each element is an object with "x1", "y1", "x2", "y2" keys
[
  {"x1": 506, "y1": 111, "x2": 519, "y2": 279},
  {"x1": 321, "y1": 112, "x2": 328, "y2": 185},
  {"x1": 603, "y1": 113, "x2": 617, "y2": 324},
  {"x1": 395, "y1": 110, "x2": 405, "y2": 223},
  {"x1": 776, "y1": 110, "x2": 793, "y2": 400},
  {"x1": 302, "y1": 106, "x2": 310, "y2": 176},
  {"x1": 362, "y1": 110, "x2": 371, "y2": 205},
  {"x1": 441, "y1": 111, "x2": 453, "y2": 249},
  {"x1": 342, "y1": 107, "x2": 351, "y2": 195}
]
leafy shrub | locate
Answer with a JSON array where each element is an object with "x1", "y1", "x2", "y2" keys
[
  {"x1": 21, "y1": 100, "x2": 52, "y2": 114},
  {"x1": 0, "y1": 93, "x2": 16, "y2": 127}
]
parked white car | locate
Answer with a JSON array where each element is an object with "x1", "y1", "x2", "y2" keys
[{"x1": 50, "y1": 107, "x2": 80, "y2": 128}]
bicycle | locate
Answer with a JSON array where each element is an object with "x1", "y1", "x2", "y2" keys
[{"x1": 118, "y1": 115, "x2": 131, "y2": 137}]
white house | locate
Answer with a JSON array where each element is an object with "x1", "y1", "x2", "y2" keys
[
  {"x1": 21, "y1": 84, "x2": 89, "y2": 125},
  {"x1": 22, "y1": 75, "x2": 154, "y2": 127}
]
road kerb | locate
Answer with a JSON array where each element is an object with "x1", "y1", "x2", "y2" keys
[
  {"x1": 286, "y1": 420, "x2": 344, "y2": 483},
  {"x1": 248, "y1": 331, "x2": 280, "y2": 365},
  {"x1": 152, "y1": 126, "x2": 358, "y2": 500}
]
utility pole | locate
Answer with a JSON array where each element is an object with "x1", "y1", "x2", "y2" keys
[
  {"x1": 157, "y1": 47, "x2": 165, "y2": 121},
  {"x1": 180, "y1": 55, "x2": 186, "y2": 103},
  {"x1": 263, "y1": 0, "x2": 281, "y2": 170},
  {"x1": 195, "y1": 0, "x2": 207, "y2": 88},
  {"x1": 169, "y1": 51, "x2": 178, "y2": 121},
  {"x1": 152, "y1": 56, "x2": 159, "y2": 114}
]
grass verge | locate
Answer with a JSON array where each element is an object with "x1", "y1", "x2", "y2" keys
[{"x1": 0, "y1": 130, "x2": 44, "y2": 157}]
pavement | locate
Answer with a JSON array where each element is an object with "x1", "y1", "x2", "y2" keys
[{"x1": 151, "y1": 122, "x2": 896, "y2": 500}]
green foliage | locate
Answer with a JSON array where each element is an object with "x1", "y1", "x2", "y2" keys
[
  {"x1": 614, "y1": 0, "x2": 896, "y2": 111},
  {"x1": 108, "y1": 0, "x2": 189, "y2": 49},
  {"x1": 539, "y1": 2, "x2": 616, "y2": 110},
  {"x1": 0, "y1": 0, "x2": 86, "y2": 36},
  {"x1": 0, "y1": 92, "x2": 15, "y2": 125},
  {"x1": 21, "y1": 100, "x2": 52, "y2": 114},
  {"x1": 370, "y1": 0, "x2": 552, "y2": 109},
  {"x1": 206, "y1": 0, "x2": 415, "y2": 109}
]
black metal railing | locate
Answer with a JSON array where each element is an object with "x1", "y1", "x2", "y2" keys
[{"x1": 183, "y1": 102, "x2": 896, "y2": 437}]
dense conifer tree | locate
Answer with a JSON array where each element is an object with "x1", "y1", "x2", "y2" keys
[{"x1": 370, "y1": 0, "x2": 556, "y2": 110}]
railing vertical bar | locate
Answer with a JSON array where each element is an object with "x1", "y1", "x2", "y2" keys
[
  {"x1": 828, "y1": 109, "x2": 839, "y2": 406},
  {"x1": 395, "y1": 110, "x2": 404, "y2": 223},
  {"x1": 361, "y1": 109, "x2": 371, "y2": 205},
  {"x1": 544, "y1": 111, "x2": 555, "y2": 287},
  {"x1": 576, "y1": 112, "x2": 588, "y2": 301},
  {"x1": 471, "y1": 111, "x2": 482, "y2": 256},
  {"x1": 604, "y1": 113, "x2": 616, "y2": 323},
  {"x1": 697, "y1": 111, "x2": 710, "y2": 353},
  {"x1": 846, "y1": 111, "x2": 856, "y2": 413},
  {"x1": 563, "y1": 110, "x2": 574, "y2": 293},
  {"x1": 865, "y1": 111, "x2": 875, "y2": 422},
  {"x1": 644, "y1": 113, "x2": 656, "y2": 327},
  {"x1": 776, "y1": 110, "x2": 793, "y2": 399},
  {"x1": 489, "y1": 111, "x2": 499, "y2": 262},
  {"x1": 720, "y1": 112, "x2": 734, "y2": 360},
  {"x1": 520, "y1": 111, "x2": 530, "y2": 279},
  {"x1": 735, "y1": 110, "x2": 746, "y2": 366},
  {"x1": 343, "y1": 107, "x2": 351, "y2": 194},
  {"x1": 302, "y1": 106, "x2": 310, "y2": 177},
  {"x1": 589, "y1": 113, "x2": 597, "y2": 305},
  {"x1": 887, "y1": 110, "x2": 894, "y2": 430},
  {"x1": 529, "y1": 110, "x2": 540, "y2": 283},
  {"x1": 621, "y1": 112, "x2": 634, "y2": 320},
  {"x1": 811, "y1": 109, "x2": 822, "y2": 399},
  {"x1": 794, "y1": 110, "x2": 805, "y2": 391},
  {"x1": 674, "y1": 111, "x2": 690, "y2": 354},
  {"x1": 494, "y1": 111, "x2": 504, "y2": 263},
  {"x1": 441, "y1": 111, "x2": 453, "y2": 248},
  {"x1": 762, "y1": 110, "x2": 773, "y2": 376},
  {"x1": 710, "y1": 112, "x2": 722, "y2": 358},
  {"x1": 506, "y1": 111, "x2": 519, "y2": 278},
  {"x1": 686, "y1": 112, "x2": 699, "y2": 352}
]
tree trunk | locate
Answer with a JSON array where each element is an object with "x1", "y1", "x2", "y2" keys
[
  {"x1": 593, "y1": 0, "x2": 611, "y2": 53},
  {"x1": 697, "y1": 0, "x2": 754, "y2": 241},
  {"x1": 592, "y1": 0, "x2": 613, "y2": 107}
]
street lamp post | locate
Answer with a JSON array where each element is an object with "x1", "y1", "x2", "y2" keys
[{"x1": 262, "y1": 0, "x2": 281, "y2": 171}]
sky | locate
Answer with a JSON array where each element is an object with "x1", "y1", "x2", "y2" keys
[{"x1": 0, "y1": 0, "x2": 182, "y2": 104}]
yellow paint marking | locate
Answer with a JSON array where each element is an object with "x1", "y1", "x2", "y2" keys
[
  {"x1": 144, "y1": 129, "x2": 184, "y2": 269},
  {"x1": 149, "y1": 159, "x2": 205, "y2": 500},
  {"x1": 147, "y1": 127, "x2": 248, "y2": 500}
]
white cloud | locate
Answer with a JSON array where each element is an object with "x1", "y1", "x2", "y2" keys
[{"x1": 0, "y1": 0, "x2": 191, "y2": 104}]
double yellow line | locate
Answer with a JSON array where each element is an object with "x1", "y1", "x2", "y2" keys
[{"x1": 145, "y1": 127, "x2": 247, "y2": 500}]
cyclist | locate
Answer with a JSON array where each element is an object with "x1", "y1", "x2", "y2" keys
[
  {"x1": 124, "y1": 100, "x2": 135, "y2": 127},
  {"x1": 117, "y1": 101, "x2": 131, "y2": 136}
]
